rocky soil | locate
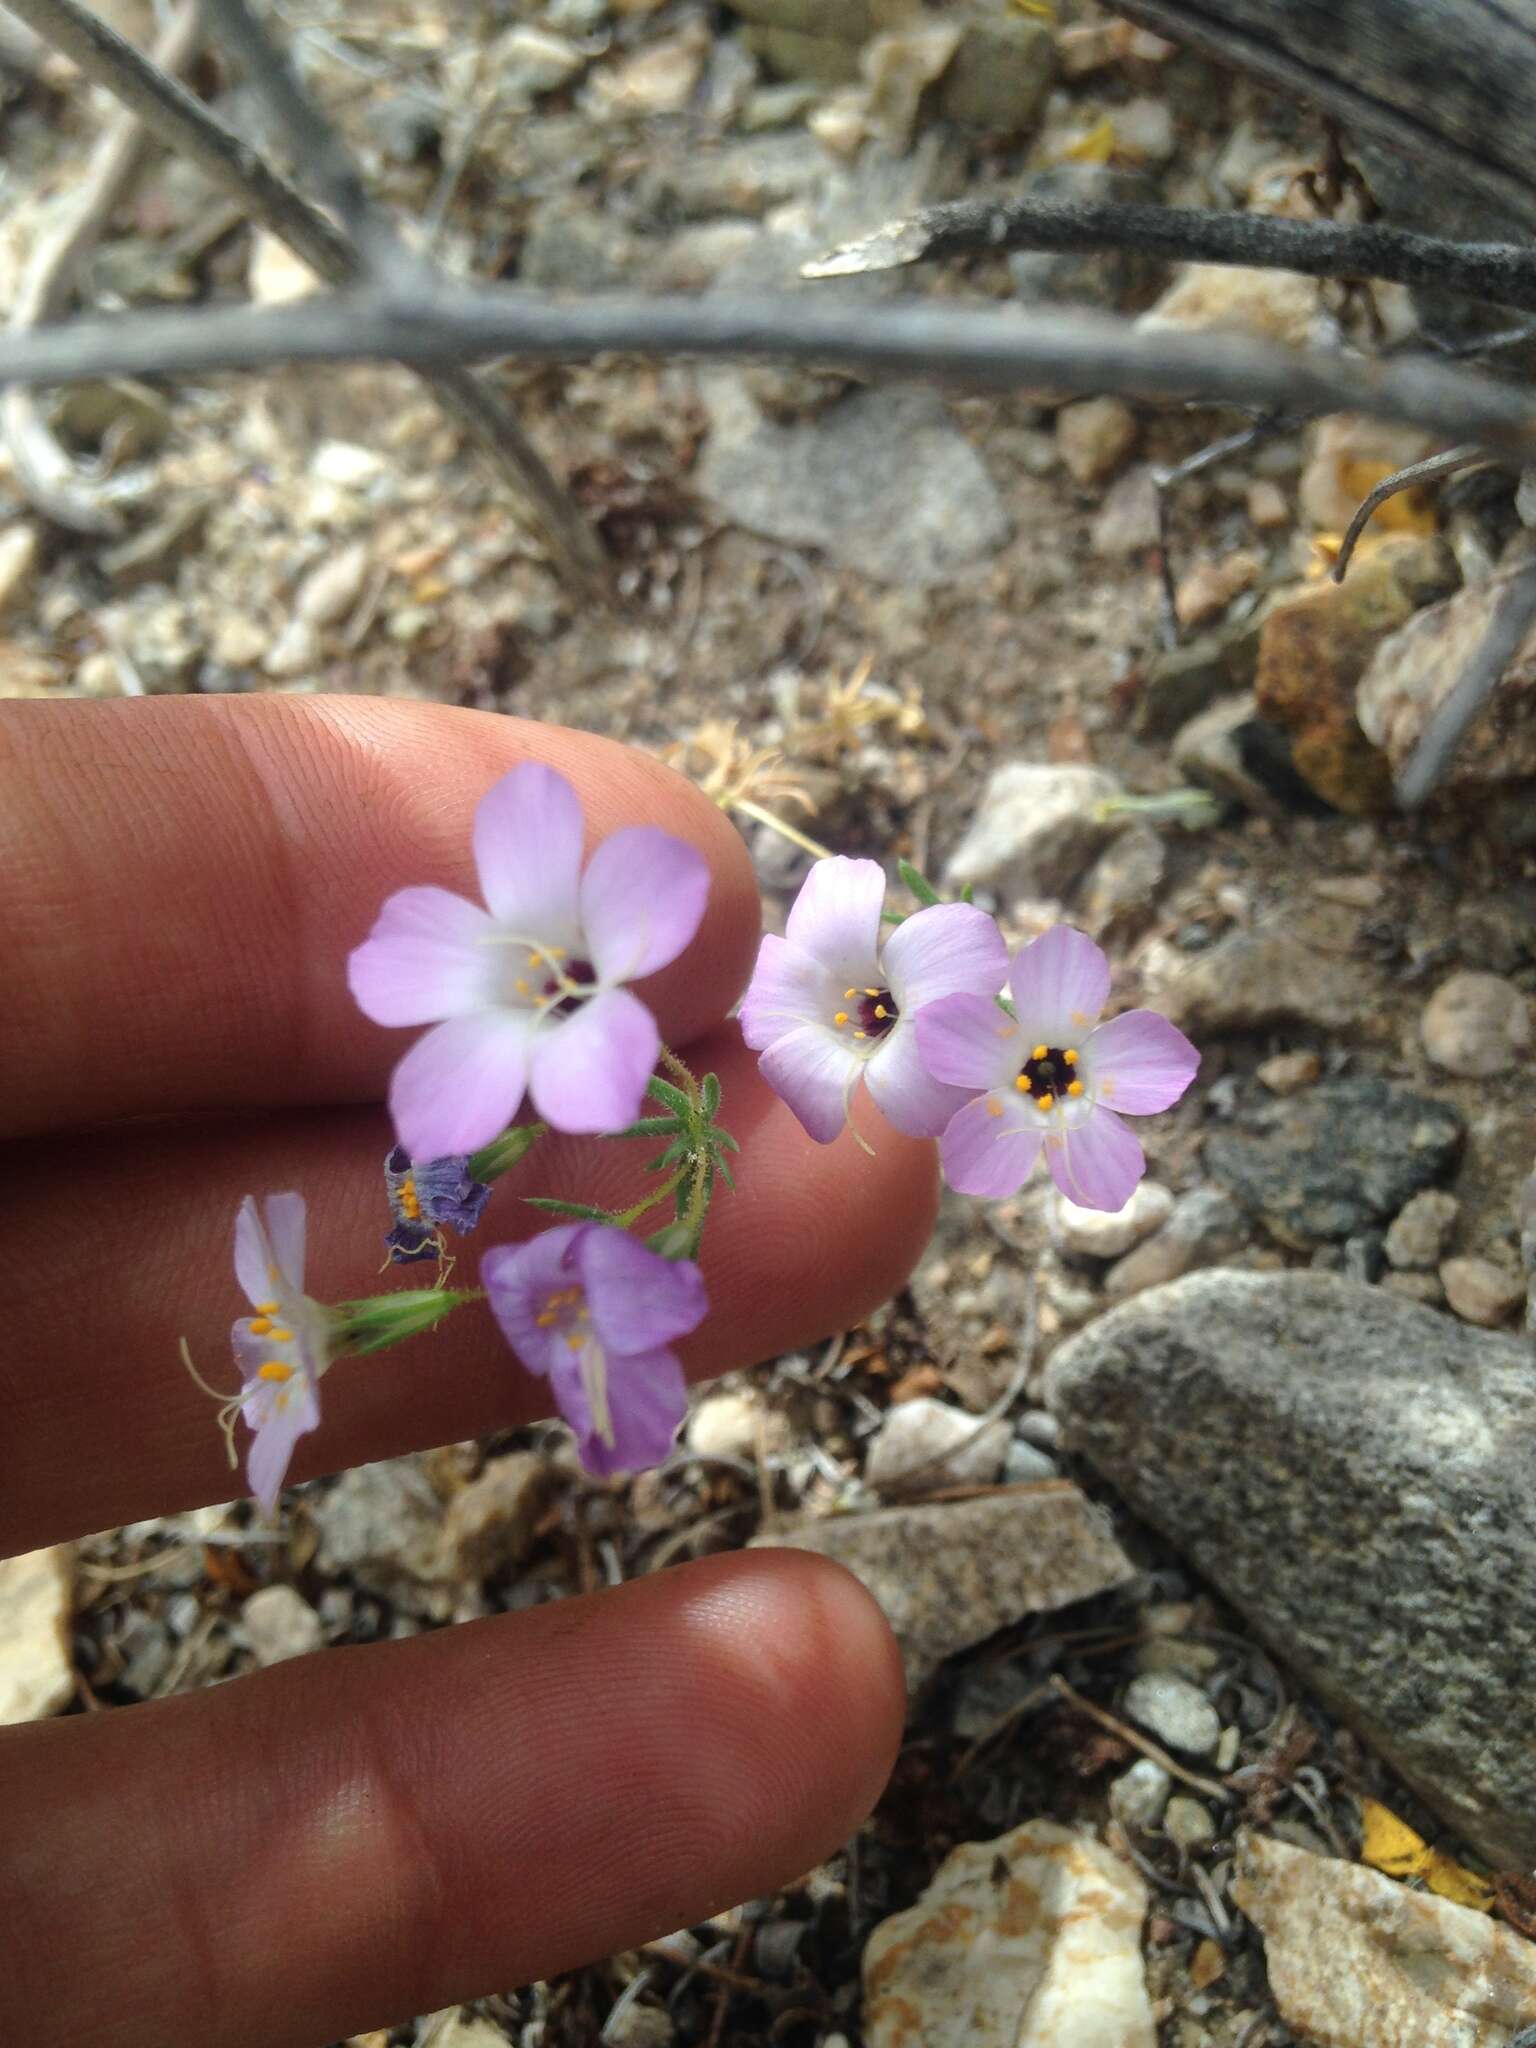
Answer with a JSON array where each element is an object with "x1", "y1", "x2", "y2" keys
[{"x1": 3, "y1": 2, "x2": 1535, "y2": 2045}]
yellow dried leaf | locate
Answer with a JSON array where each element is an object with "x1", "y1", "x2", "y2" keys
[
  {"x1": 1013, "y1": 0, "x2": 1056, "y2": 16},
  {"x1": 1359, "y1": 1799, "x2": 1494, "y2": 1912},
  {"x1": 1062, "y1": 114, "x2": 1116, "y2": 164}
]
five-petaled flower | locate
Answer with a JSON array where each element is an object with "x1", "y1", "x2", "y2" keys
[
  {"x1": 915, "y1": 924, "x2": 1198, "y2": 1211},
  {"x1": 482, "y1": 1224, "x2": 706, "y2": 1477},
  {"x1": 739, "y1": 856, "x2": 1008, "y2": 1142},
  {"x1": 348, "y1": 763, "x2": 710, "y2": 1161},
  {"x1": 383, "y1": 1146, "x2": 490, "y2": 1263},
  {"x1": 231, "y1": 1193, "x2": 334, "y2": 1515}
]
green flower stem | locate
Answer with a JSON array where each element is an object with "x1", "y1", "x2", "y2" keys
[
  {"x1": 467, "y1": 1122, "x2": 546, "y2": 1183},
  {"x1": 612, "y1": 1169, "x2": 687, "y2": 1231},
  {"x1": 331, "y1": 1287, "x2": 484, "y2": 1357}
]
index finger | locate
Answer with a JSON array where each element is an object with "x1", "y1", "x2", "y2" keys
[{"x1": 0, "y1": 696, "x2": 759, "y2": 1140}]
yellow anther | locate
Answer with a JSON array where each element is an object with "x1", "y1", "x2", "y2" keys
[
  {"x1": 536, "y1": 1310, "x2": 558, "y2": 1328},
  {"x1": 865, "y1": 988, "x2": 881, "y2": 997},
  {"x1": 268, "y1": 1327, "x2": 294, "y2": 1343},
  {"x1": 834, "y1": 1011, "x2": 849, "y2": 1026},
  {"x1": 1063, "y1": 1048, "x2": 1079, "y2": 1065},
  {"x1": 874, "y1": 1005, "x2": 888, "y2": 1020},
  {"x1": 255, "y1": 1300, "x2": 280, "y2": 1316},
  {"x1": 986, "y1": 1098, "x2": 1004, "y2": 1119},
  {"x1": 1032, "y1": 1044, "x2": 1048, "y2": 1062},
  {"x1": 257, "y1": 1361, "x2": 294, "y2": 1383},
  {"x1": 566, "y1": 1333, "x2": 584, "y2": 1351},
  {"x1": 1067, "y1": 1079, "x2": 1085, "y2": 1097},
  {"x1": 515, "y1": 977, "x2": 530, "y2": 996},
  {"x1": 248, "y1": 1317, "x2": 272, "y2": 1336},
  {"x1": 853, "y1": 1029, "x2": 868, "y2": 1040},
  {"x1": 1036, "y1": 1093, "x2": 1054, "y2": 1112},
  {"x1": 1015, "y1": 1074, "x2": 1031, "y2": 1093},
  {"x1": 845, "y1": 988, "x2": 857, "y2": 999}
]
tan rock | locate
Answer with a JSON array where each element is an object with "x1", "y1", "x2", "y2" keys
[
  {"x1": 1234, "y1": 1832, "x2": 1536, "y2": 2047},
  {"x1": 1421, "y1": 971, "x2": 1531, "y2": 1078},
  {"x1": 754, "y1": 1488, "x2": 1134, "y2": 1692},
  {"x1": 0, "y1": 1546, "x2": 74, "y2": 1724},
  {"x1": 1246, "y1": 479, "x2": 1289, "y2": 531},
  {"x1": 1441, "y1": 1256, "x2": 1526, "y2": 1328},
  {"x1": 1174, "y1": 549, "x2": 1261, "y2": 630},
  {"x1": 863, "y1": 1819, "x2": 1154, "y2": 2048},
  {"x1": 1057, "y1": 397, "x2": 1138, "y2": 487},
  {"x1": 1299, "y1": 415, "x2": 1440, "y2": 536},
  {"x1": 1138, "y1": 264, "x2": 1322, "y2": 348},
  {"x1": 0, "y1": 524, "x2": 39, "y2": 619},
  {"x1": 439, "y1": 1452, "x2": 559, "y2": 1579},
  {"x1": 1256, "y1": 1050, "x2": 1320, "y2": 1096},
  {"x1": 590, "y1": 27, "x2": 706, "y2": 113}
]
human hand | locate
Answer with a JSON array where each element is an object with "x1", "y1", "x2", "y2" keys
[{"x1": 0, "y1": 694, "x2": 936, "y2": 2047}]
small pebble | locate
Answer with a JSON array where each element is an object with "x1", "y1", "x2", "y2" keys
[
  {"x1": 686, "y1": 1388, "x2": 765, "y2": 1461},
  {"x1": 1164, "y1": 1795, "x2": 1217, "y2": 1852},
  {"x1": 866, "y1": 1397, "x2": 1009, "y2": 1490},
  {"x1": 1004, "y1": 1438, "x2": 1058, "y2": 1484},
  {"x1": 1053, "y1": 1180, "x2": 1173, "y2": 1260},
  {"x1": 1420, "y1": 971, "x2": 1530, "y2": 1078},
  {"x1": 242, "y1": 1584, "x2": 323, "y2": 1665},
  {"x1": 1109, "y1": 1757, "x2": 1172, "y2": 1832},
  {"x1": 1123, "y1": 1672, "x2": 1222, "y2": 1760},
  {"x1": 1246, "y1": 479, "x2": 1289, "y2": 529},
  {"x1": 1384, "y1": 1189, "x2": 1459, "y2": 1271},
  {"x1": 1056, "y1": 396, "x2": 1139, "y2": 486},
  {"x1": 1440, "y1": 1255, "x2": 1525, "y2": 1328},
  {"x1": 1256, "y1": 1050, "x2": 1320, "y2": 1096}
]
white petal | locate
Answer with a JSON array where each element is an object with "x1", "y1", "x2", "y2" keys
[
  {"x1": 472, "y1": 762, "x2": 584, "y2": 943},
  {"x1": 757, "y1": 1023, "x2": 862, "y2": 1144},
  {"x1": 784, "y1": 857, "x2": 886, "y2": 979}
]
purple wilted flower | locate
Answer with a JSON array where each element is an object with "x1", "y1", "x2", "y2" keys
[
  {"x1": 482, "y1": 1224, "x2": 707, "y2": 1477},
  {"x1": 383, "y1": 1146, "x2": 490, "y2": 1263},
  {"x1": 739, "y1": 856, "x2": 1008, "y2": 1142},
  {"x1": 348, "y1": 764, "x2": 710, "y2": 1160},
  {"x1": 915, "y1": 924, "x2": 1198, "y2": 1211},
  {"x1": 231, "y1": 1193, "x2": 333, "y2": 1515}
]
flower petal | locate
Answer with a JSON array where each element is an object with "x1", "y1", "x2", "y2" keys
[
  {"x1": 348, "y1": 886, "x2": 502, "y2": 1027},
  {"x1": 882, "y1": 901, "x2": 1009, "y2": 1007},
  {"x1": 261, "y1": 1192, "x2": 307, "y2": 1296},
  {"x1": 914, "y1": 993, "x2": 1020, "y2": 1090},
  {"x1": 551, "y1": 1340, "x2": 687, "y2": 1478},
  {"x1": 528, "y1": 987, "x2": 658, "y2": 1134},
  {"x1": 579, "y1": 827, "x2": 710, "y2": 985},
  {"x1": 784, "y1": 857, "x2": 885, "y2": 978},
  {"x1": 577, "y1": 1228, "x2": 708, "y2": 1353},
  {"x1": 757, "y1": 1022, "x2": 862, "y2": 1144},
  {"x1": 738, "y1": 934, "x2": 835, "y2": 1053},
  {"x1": 864, "y1": 1021, "x2": 970, "y2": 1138},
  {"x1": 233, "y1": 1195, "x2": 274, "y2": 1307},
  {"x1": 1081, "y1": 1008, "x2": 1200, "y2": 1115},
  {"x1": 389, "y1": 1011, "x2": 535, "y2": 1160},
  {"x1": 482, "y1": 1225, "x2": 584, "y2": 1380},
  {"x1": 1044, "y1": 1103, "x2": 1145, "y2": 1211},
  {"x1": 1008, "y1": 925, "x2": 1111, "y2": 1048},
  {"x1": 939, "y1": 1092, "x2": 1044, "y2": 1199},
  {"x1": 243, "y1": 1381, "x2": 320, "y2": 1518},
  {"x1": 472, "y1": 762, "x2": 584, "y2": 940}
]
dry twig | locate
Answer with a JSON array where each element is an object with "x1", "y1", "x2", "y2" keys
[
  {"x1": 1049, "y1": 1674, "x2": 1232, "y2": 1801},
  {"x1": 1329, "y1": 443, "x2": 1484, "y2": 582}
]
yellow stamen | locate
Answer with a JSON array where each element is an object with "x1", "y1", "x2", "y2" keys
[
  {"x1": 845, "y1": 987, "x2": 857, "y2": 999},
  {"x1": 865, "y1": 988, "x2": 880, "y2": 997},
  {"x1": 566, "y1": 1333, "x2": 584, "y2": 1351},
  {"x1": 853, "y1": 1029, "x2": 868, "y2": 1040},
  {"x1": 1063, "y1": 1048, "x2": 1079, "y2": 1065},
  {"x1": 834, "y1": 1011, "x2": 849, "y2": 1026},
  {"x1": 1015, "y1": 1075, "x2": 1031, "y2": 1093},
  {"x1": 515, "y1": 977, "x2": 530, "y2": 996},
  {"x1": 255, "y1": 1300, "x2": 279, "y2": 1316},
  {"x1": 1036, "y1": 1093, "x2": 1054, "y2": 1112},
  {"x1": 1067, "y1": 1079, "x2": 1084, "y2": 1097},
  {"x1": 536, "y1": 1310, "x2": 558, "y2": 1328},
  {"x1": 1032, "y1": 1044, "x2": 1048, "y2": 1062},
  {"x1": 248, "y1": 1318, "x2": 272, "y2": 1336},
  {"x1": 874, "y1": 1005, "x2": 888, "y2": 1019},
  {"x1": 257, "y1": 1361, "x2": 294, "y2": 1383},
  {"x1": 268, "y1": 1327, "x2": 294, "y2": 1343}
]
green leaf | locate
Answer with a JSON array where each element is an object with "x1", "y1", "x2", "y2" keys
[
  {"x1": 712, "y1": 1127, "x2": 741, "y2": 1154},
  {"x1": 960, "y1": 882, "x2": 975, "y2": 904},
  {"x1": 880, "y1": 909, "x2": 906, "y2": 924},
  {"x1": 647, "y1": 1219, "x2": 698, "y2": 1260},
  {"x1": 523, "y1": 1197, "x2": 616, "y2": 1222},
  {"x1": 611, "y1": 1115, "x2": 683, "y2": 1139},
  {"x1": 700, "y1": 1072, "x2": 722, "y2": 1119},
  {"x1": 646, "y1": 1139, "x2": 690, "y2": 1172},
  {"x1": 646, "y1": 1077, "x2": 692, "y2": 1116},
  {"x1": 714, "y1": 1153, "x2": 737, "y2": 1193},
  {"x1": 898, "y1": 858, "x2": 942, "y2": 907}
]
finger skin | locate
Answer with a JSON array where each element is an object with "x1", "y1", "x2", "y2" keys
[
  {"x1": 0, "y1": 696, "x2": 760, "y2": 1140},
  {"x1": 0, "y1": 1549, "x2": 906, "y2": 2048},
  {"x1": 3, "y1": 1032, "x2": 939, "y2": 1554}
]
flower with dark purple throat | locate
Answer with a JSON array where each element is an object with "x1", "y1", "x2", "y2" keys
[
  {"x1": 739, "y1": 856, "x2": 1008, "y2": 1142},
  {"x1": 382, "y1": 1146, "x2": 491, "y2": 1263},
  {"x1": 230, "y1": 1193, "x2": 333, "y2": 1515},
  {"x1": 482, "y1": 1224, "x2": 707, "y2": 1477},
  {"x1": 348, "y1": 763, "x2": 710, "y2": 1160},
  {"x1": 915, "y1": 924, "x2": 1199, "y2": 1210}
]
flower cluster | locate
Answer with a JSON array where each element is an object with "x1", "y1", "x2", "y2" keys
[{"x1": 193, "y1": 768, "x2": 1198, "y2": 1521}]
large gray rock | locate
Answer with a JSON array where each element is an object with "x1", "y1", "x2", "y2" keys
[
  {"x1": 1204, "y1": 1078, "x2": 1463, "y2": 1246},
  {"x1": 697, "y1": 380, "x2": 1009, "y2": 587},
  {"x1": 1044, "y1": 1270, "x2": 1536, "y2": 1865}
]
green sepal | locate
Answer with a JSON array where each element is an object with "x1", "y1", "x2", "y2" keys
[
  {"x1": 700, "y1": 1072, "x2": 722, "y2": 1118},
  {"x1": 466, "y1": 1122, "x2": 546, "y2": 1183},
  {"x1": 331, "y1": 1288, "x2": 480, "y2": 1357},
  {"x1": 714, "y1": 1153, "x2": 737, "y2": 1192},
  {"x1": 646, "y1": 1077, "x2": 692, "y2": 1116},
  {"x1": 524, "y1": 1196, "x2": 615, "y2": 1223},
  {"x1": 646, "y1": 1219, "x2": 699, "y2": 1260},
  {"x1": 898, "y1": 858, "x2": 942, "y2": 907},
  {"x1": 611, "y1": 1115, "x2": 684, "y2": 1139}
]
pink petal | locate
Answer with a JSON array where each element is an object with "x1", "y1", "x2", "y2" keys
[
  {"x1": 1008, "y1": 925, "x2": 1111, "y2": 1049},
  {"x1": 1044, "y1": 1104, "x2": 1145, "y2": 1211},
  {"x1": 578, "y1": 1228, "x2": 708, "y2": 1352},
  {"x1": 551, "y1": 1341, "x2": 687, "y2": 1478},
  {"x1": 738, "y1": 934, "x2": 834, "y2": 1052},
  {"x1": 233, "y1": 1196, "x2": 272, "y2": 1307},
  {"x1": 757, "y1": 1022, "x2": 861, "y2": 1144},
  {"x1": 348, "y1": 886, "x2": 502, "y2": 1027},
  {"x1": 261, "y1": 1193, "x2": 307, "y2": 1296},
  {"x1": 784, "y1": 857, "x2": 885, "y2": 978},
  {"x1": 1082, "y1": 1009, "x2": 1200, "y2": 1114},
  {"x1": 243, "y1": 1383, "x2": 319, "y2": 1518},
  {"x1": 389, "y1": 1011, "x2": 534, "y2": 1159},
  {"x1": 864, "y1": 1022, "x2": 970, "y2": 1138},
  {"x1": 472, "y1": 762, "x2": 584, "y2": 941},
  {"x1": 914, "y1": 993, "x2": 1020, "y2": 1090},
  {"x1": 579, "y1": 827, "x2": 710, "y2": 985},
  {"x1": 940, "y1": 1092, "x2": 1044, "y2": 1199},
  {"x1": 528, "y1": 986, "x2": 658, "y2": 1134},
  {"x1": 481, "y1": 1226, "x2": 583, "y2": 1380},
  {"x1": 881, "y1": 901, "x2": 1008, "y2": 1007}
]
